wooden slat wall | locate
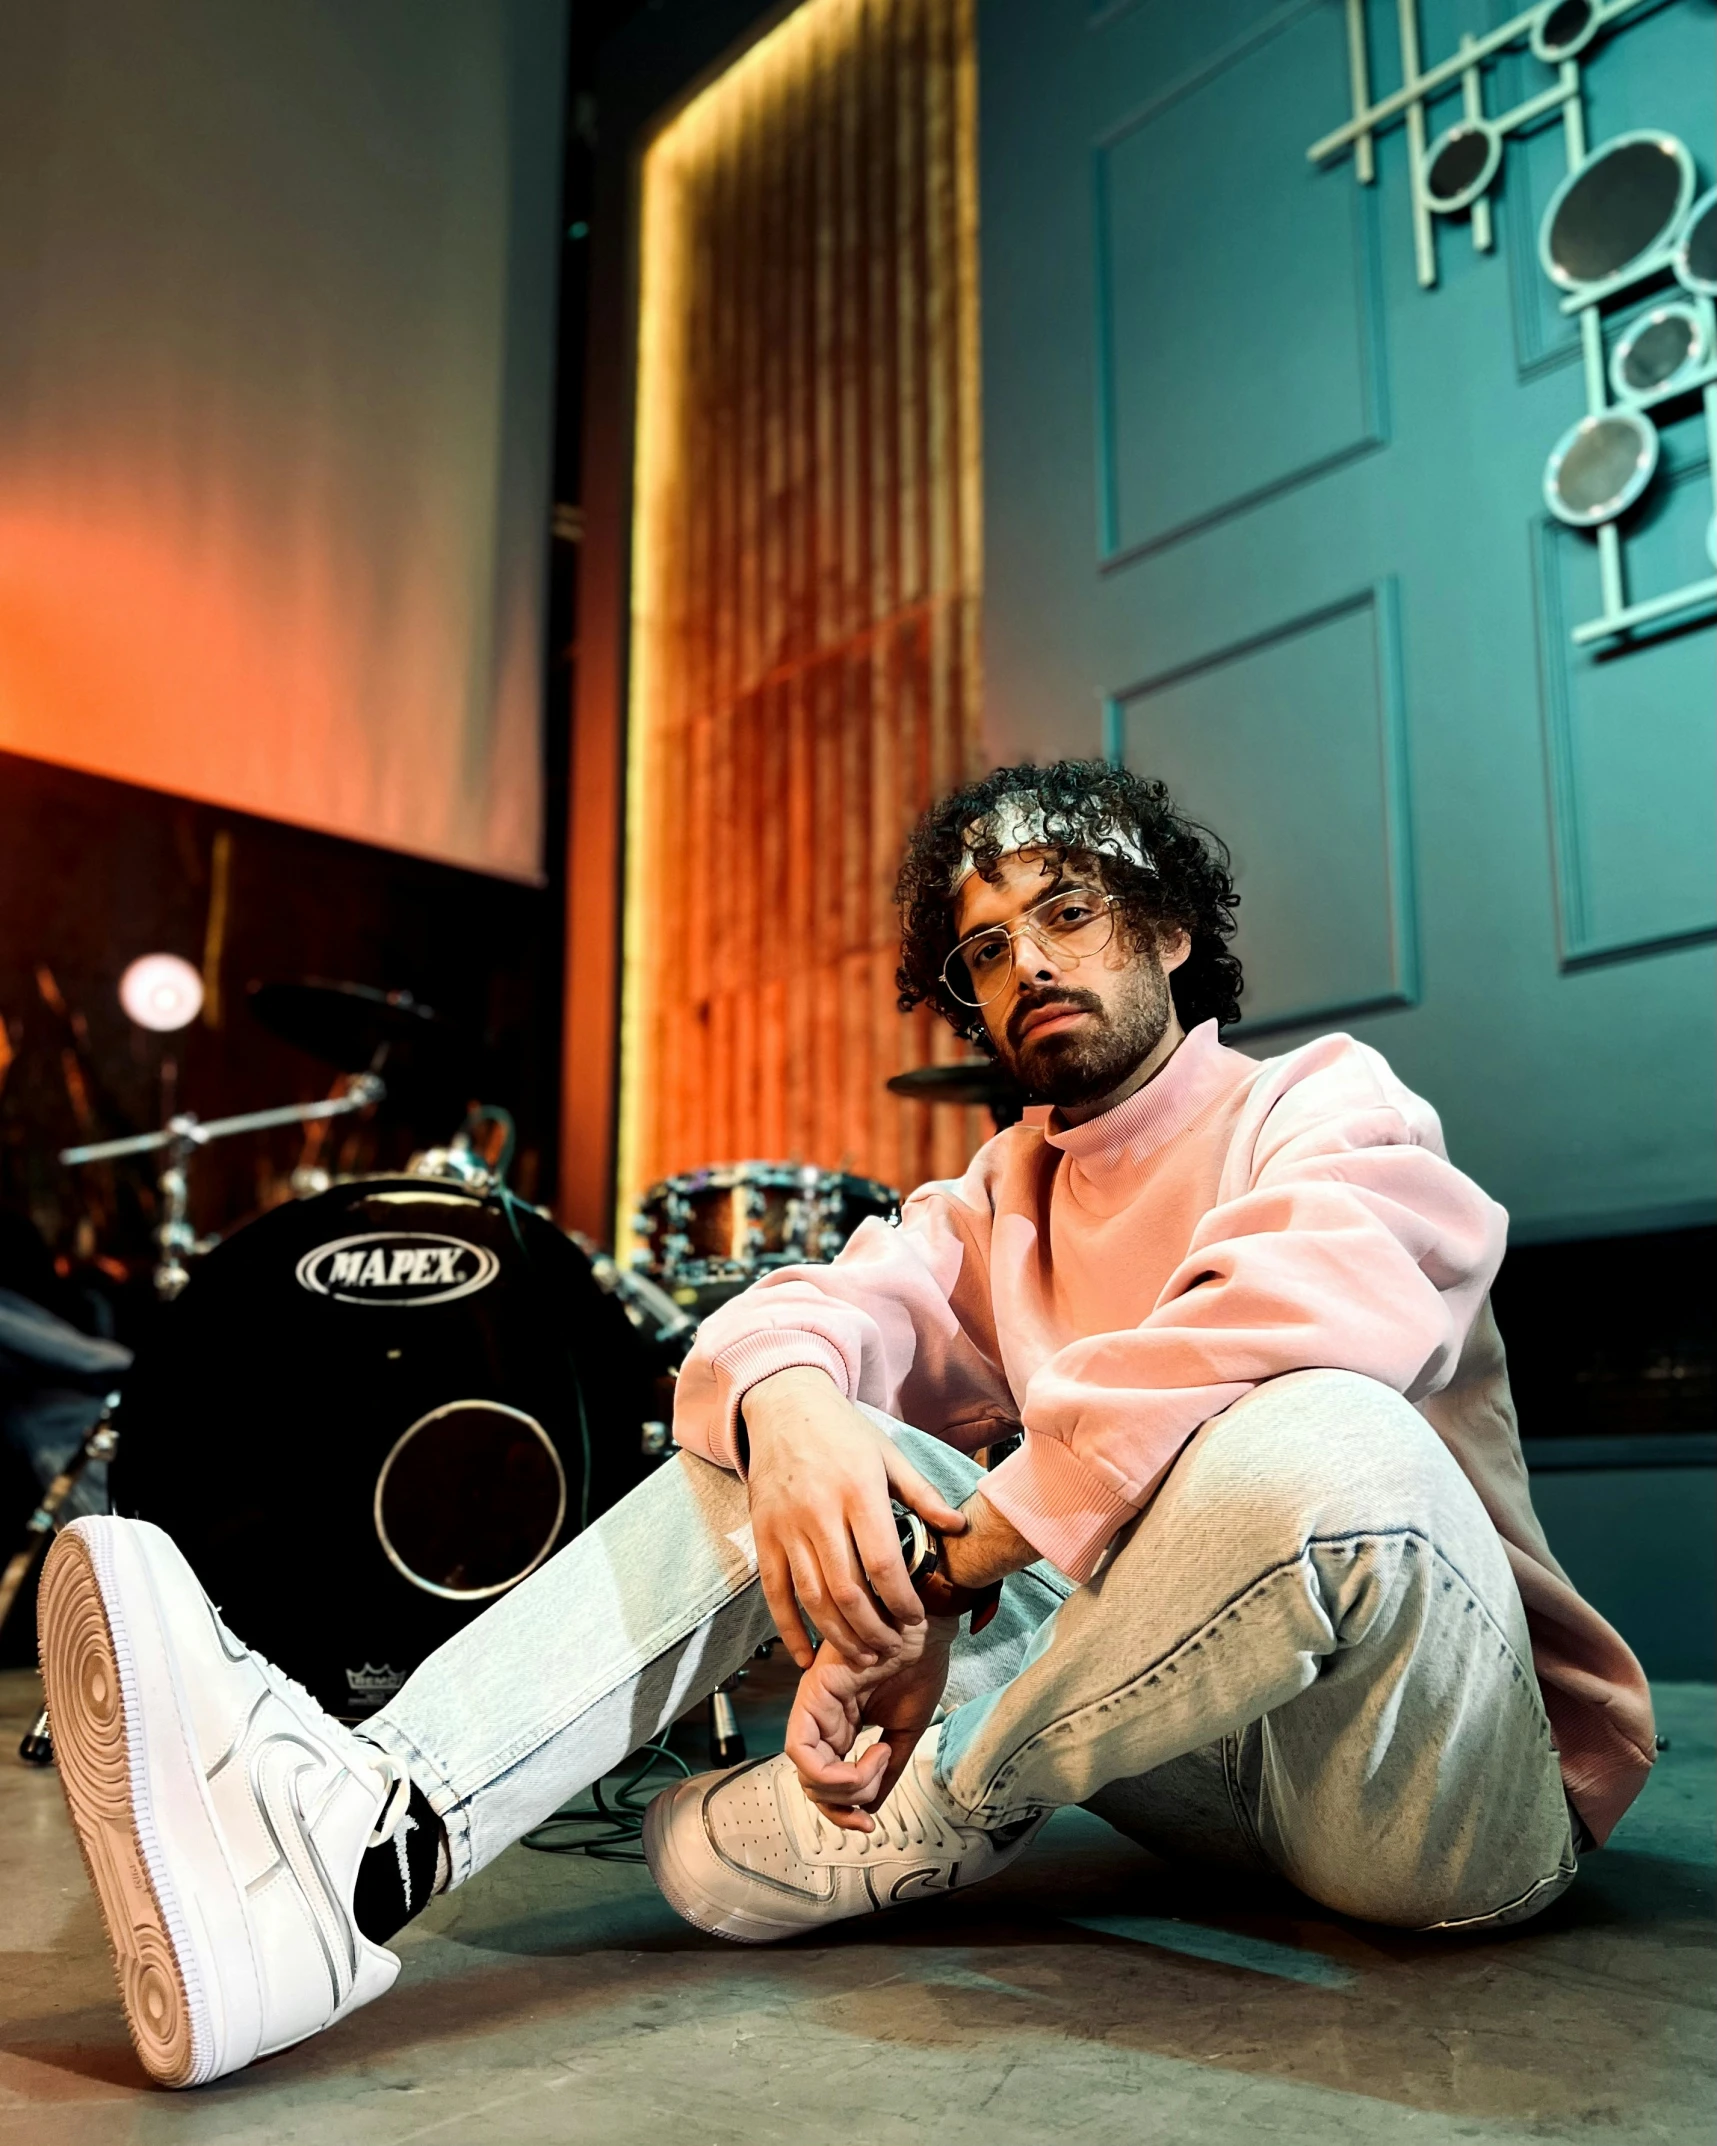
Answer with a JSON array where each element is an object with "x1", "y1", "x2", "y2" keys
[{"x1": 618, "y1": 0, "x2": 985, "y2": 1235}]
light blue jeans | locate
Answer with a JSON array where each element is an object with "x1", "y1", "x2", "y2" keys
[{"x1": 364, "y1": 1370, "x2": 1577, "y2": 1932}]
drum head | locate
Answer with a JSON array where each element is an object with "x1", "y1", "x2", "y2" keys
[{"x1": 109, "y1": 1180, "x2": 657, "y2": 1717}]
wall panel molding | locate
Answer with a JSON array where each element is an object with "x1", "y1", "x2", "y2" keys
[
  {"x1": 1093, "y1": 0, "x2": 1387, "y2": 570},
  {"x1": 1534, "y1": 462, "x2": 1717, "y2": 971},
  {"x1": 1499, "y1": 107, "x2": 1583, "y2": 385},
  {"x1": 1110, "y1": 580, "x2": 1419, "y2": 1037}
]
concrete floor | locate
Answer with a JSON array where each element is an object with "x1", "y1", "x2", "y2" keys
[{"x1": 0, "y1": 1657, "x2": 1710, "y2": 2146}]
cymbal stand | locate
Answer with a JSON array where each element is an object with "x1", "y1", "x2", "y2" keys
[
  {"x1": 155, "y1": 1125, "x2": 197, "y2": 1299},
  {"x1": 709, "y1": 1675, "x2": 746, "y2": 1766},
  {"x1": 2, "y1": 1398, "x2": 122, "y2": 1766},
  {"x1": 61, "y1": 1073, "x2": 386, "y2": 1300}
]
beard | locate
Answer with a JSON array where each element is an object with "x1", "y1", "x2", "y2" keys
[{"x1": 994, "y1": 958, "x2": 1174, "y2": 1107}]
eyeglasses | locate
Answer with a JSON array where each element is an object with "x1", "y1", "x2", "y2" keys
[{"x1": 942, "y1": 887, "x2": 1122, "y2": 1008}]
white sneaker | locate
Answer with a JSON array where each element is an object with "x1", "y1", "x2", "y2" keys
[
  {"x1": 38, "y1": 1515, "x2": 406, "y2": 2087},
  {"x1": 643, "y1": 1731, "x2": 1048, "y2": 1944}
]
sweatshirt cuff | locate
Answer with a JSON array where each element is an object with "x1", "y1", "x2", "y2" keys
[
  {"x1": 979, "y1": 1432, "x2": 1137, "y2": 1584},
  {"x1": 707, "y1": 1330, "x2": 852, "y2": 1473}
]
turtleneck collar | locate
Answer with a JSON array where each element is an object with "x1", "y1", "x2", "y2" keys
[{"x1": 1021, "y1": 1019, "x2": 1248, "y2": 1169}]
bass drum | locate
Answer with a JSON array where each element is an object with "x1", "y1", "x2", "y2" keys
[{"x1": 110, "y1": 1179, "x2": 660, "y2": 1720}]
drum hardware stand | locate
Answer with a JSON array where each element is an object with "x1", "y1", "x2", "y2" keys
[
  {"x1": 290, "y1": 1066, "x2": 386, "y2": 1198},
  {"x1": 709, "y1": 1672, "x2": 747, "y2": 1766},
  {"x1": 0, "y1": 1398, "x2": 122, "y2": 1767},
  {"x1": 574, "y1": 1242, "x2": 694, "y2": 1462},
  {"x1": 573, "y1": 1236, "x2": 699, "y2": 1361},
  {"x1": 154, "y1": 1131, "x2": 198, "y2": 1299},
  {"x1": 408, "y1": 1104, "x2": 540, "y2": 1201},
  {"x1": 407, "y1": 1143, "x2": 499, "y2": 1192},
  {"x1": 705, "y1": 1640, "x2": 782, "y2": 1767},
  {"x1": 60, "y1": 1074, "x2": 386, "y2": 1299}
]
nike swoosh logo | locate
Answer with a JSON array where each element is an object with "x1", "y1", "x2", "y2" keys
[
  {"x1": 249, "y1": 1733, "x2": 357, "y2": 2006},
  {"x1": 889, "y1": 1863, "x2": 960, "y2": 1904}
]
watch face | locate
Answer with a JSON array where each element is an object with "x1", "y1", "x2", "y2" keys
[{"x1": 894, "y1": 1502, "x2": 935, "y2": 1581}]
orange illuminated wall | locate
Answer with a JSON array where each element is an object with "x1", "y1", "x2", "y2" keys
[
  {"x1": 619, "y1": 0, "x2": 986, "y2": 1234},
  {"x1": 0, "y1": 1, "x2": 564, "y2": 882}
]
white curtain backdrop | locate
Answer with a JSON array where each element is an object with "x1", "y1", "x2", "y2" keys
[{"x1": 0, "y1": 0, "x2": 565, "y2": 881}]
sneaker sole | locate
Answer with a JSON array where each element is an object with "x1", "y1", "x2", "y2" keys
[
  {"x1": 38, "y1": 1523, "x2": 241, "y2": 2087},
  {"x1": 642, "y1": 1781, "x2": 809, "y2": 1946}
]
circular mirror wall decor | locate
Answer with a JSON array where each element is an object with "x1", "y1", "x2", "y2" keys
[
  {"x1": 1543, "y1": 410, "x2": 1660, "y2": 528},
  {"x1": 1423, "y1": 121, "x2": 1502, "y2": 215},
  {"x1": 1530, "y1": 0, "x2": 1600, "y2": 67},
  {"x1": 1539, "y1": 132, "x2": 1696, "y2": 292},
  {"x1": 1610, "y1": 302, "x2": 1710, "y2": 404},
  {"x1": 1307, "y1": 6, "x2": 1717, "y2": 647},
  {"x1": 1675, "y1": 187, "x2": 1717, "y2": 298}
]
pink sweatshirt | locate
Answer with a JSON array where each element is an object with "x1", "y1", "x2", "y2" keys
[{"x1": 673, "y1": 1020, "x2": 1656, "y2": 1843}]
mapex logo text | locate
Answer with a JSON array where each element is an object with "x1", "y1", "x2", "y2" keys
[{"x1": 295, "y1": 1232, "x2": 500, "y2": 1307}]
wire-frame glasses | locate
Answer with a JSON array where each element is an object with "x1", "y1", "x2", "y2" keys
[{"x1": 942, "y1": 886, "x2": 1122, "y2": 1008}]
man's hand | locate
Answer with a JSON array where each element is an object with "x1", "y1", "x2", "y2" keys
[
  {"x1": 783, "y1": 1625, "x2": 956, "y2": 1832},
  {"x1": 742, "y1": 1368, "x2": 967, "y2": 1670}
]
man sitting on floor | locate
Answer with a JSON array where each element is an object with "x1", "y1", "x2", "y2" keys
[{"x1": 40, "y1": 759, "x2": 1653, "y2": 2088}]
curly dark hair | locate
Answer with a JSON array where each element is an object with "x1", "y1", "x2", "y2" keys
[{"x1": 895, "y1": 759, "x2": 1243, "y2": 1046}]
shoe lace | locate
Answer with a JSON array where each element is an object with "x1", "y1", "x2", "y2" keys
[
  {"x1": 802, "y1": 1754, "x2": 956, "y2": 1860},
  {"x1": 366, "y1": 1764, "x2": 414, "y2": 1849}
]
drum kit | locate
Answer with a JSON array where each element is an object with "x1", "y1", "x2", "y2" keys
[{"x1": 8, "y1": 981, "x2": 1011, "y2": 1762}]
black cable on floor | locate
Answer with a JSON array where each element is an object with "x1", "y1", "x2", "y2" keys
[{"x1": 519, "y1": 1738, "x2": 692, "y2": 1863}]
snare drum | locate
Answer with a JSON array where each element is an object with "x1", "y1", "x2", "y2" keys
[{"x1": 633, "y1": 1162, "x2": 899, "y2": 1290}]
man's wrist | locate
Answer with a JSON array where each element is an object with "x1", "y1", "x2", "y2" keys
[
  {"x1": 940, "y1": 1490, "x2": 1035, "y2": 1591},
  {"x1": 741, "y1": 1363, "x2": 841, "y2": 1426},
  {"x1": 736, "y1": 1364, "x2": 841, "y2": 1470}
]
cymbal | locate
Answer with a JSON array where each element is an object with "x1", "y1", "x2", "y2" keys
[
  {"x1": 247, "y1": 980, "x2": 453, "y2": 1072},
  {"x1": 887, "y1": 1061, "x2": 1025, "y2": 1109}
]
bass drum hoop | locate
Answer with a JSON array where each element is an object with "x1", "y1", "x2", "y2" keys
[{"x1": 372, "y1": 1397, "x2": 568, "y2": 1602}]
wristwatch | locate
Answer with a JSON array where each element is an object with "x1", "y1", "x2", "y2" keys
[{"x1": 893, "y1": 1502, "x2": 1003, "y2": 1633}]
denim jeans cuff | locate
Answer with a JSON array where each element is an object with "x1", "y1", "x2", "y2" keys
[{"x1": 358, "y1": 1718, "x2": 475, "y2": 1888}]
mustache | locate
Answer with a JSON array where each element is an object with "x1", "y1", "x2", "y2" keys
[{"x1": 1007, "y1": 986, "x2": 1105, "y2": 1050}]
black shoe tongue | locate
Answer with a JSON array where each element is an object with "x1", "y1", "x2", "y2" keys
[{"x1": 352, "y1": 1778, "x2": 444, "y2": 1945}]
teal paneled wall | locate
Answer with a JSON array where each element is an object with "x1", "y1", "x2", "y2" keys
[
  {"x1": 979, "y1": 0, "x2": 1716, "y2": 1241},
  {"x1": 1114, "y1": 585, "x2": 1416, "y2": 1030},
  {"x1": 1528, "y1": 1466, "x2": 1717, "y2": 1680}
]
